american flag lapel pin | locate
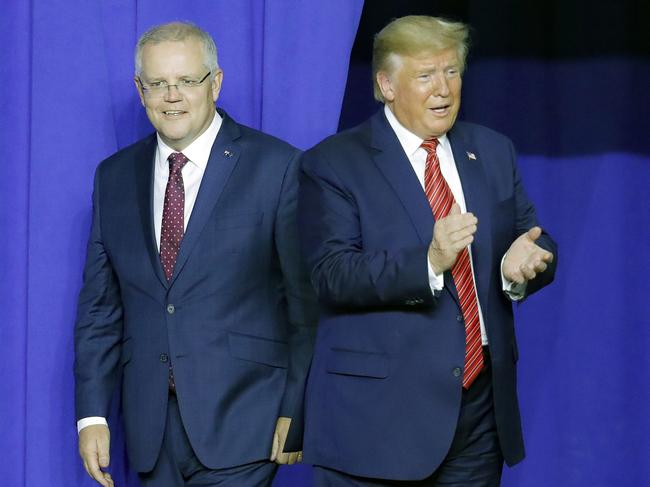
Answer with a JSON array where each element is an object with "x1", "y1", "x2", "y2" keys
[
  {"x1": 223, "y1": 150, "x2": 233, "y2": 157},
  {"x1": 466, "y1": 151, "x2": 476, "y2": 160}
]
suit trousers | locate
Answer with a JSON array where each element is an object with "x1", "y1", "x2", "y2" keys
[
  {"x1": 137, "y1": 395, "x2": 277, "y2": 487},
  {"x1": 313, "y1": 348, "x2": 503, "y2": 487}
]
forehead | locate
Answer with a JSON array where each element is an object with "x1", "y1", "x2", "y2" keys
[
  {"x1": 395, "y1": 48, "x2": 459, "y2": 72},
  {"x1": 140, "y1": 38, "x2": 205, "y2": 76}
]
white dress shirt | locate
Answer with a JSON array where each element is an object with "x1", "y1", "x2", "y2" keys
[
  {"x1": 384, "y1": 105, "x2": 524, "y2": 346},
  {"x1": 77, "y1": 112, "x2": 223, "y2": 433}
]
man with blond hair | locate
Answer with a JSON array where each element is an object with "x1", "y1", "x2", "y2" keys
[
  {"x1": 74, "y1": 21, "x2": 317, "y2": 486},
  {"x1": 299, "y1": 15, "x2": 556, "y2": 486}
]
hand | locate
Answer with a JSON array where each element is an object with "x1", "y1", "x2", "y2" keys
[
  {"x1": 428, "y1": 203, "x2": 478, "y2": 274},
  {"x1": 79, "y1": 424, "x2": 113, "y2": 487},
  {"x1": 270, "y1": 417, "x2": 302, "y2": 465},
  {"x1": 503, "y1": 227, "x2": 554, "y2": 285}
]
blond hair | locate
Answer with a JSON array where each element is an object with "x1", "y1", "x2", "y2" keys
[{"x1": 372, "y1": 16, "x2": 469, "y2": 101}]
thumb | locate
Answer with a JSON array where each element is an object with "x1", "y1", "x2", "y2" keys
[
  {"x1": 449, "y1": 203, "x2": 461, "y2": 215},
  {"x1": 97, "y1": 440, "x2": 110, "y2": 468},
  {"x1": 526, "y1": 226, "x2": 542, "y2": 242}
]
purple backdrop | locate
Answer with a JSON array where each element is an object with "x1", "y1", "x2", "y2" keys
[
  {"x1": 0, "y1": 1, "x2": 363, "y2": 485},
  {"x1": 3, "y1": 1, "x2": 649, "y2": 486}
]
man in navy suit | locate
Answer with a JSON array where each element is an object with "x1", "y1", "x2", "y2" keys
[
  {"x1": 299, "y1": 16, "x2": 557, "y2": 486},
  {"x1": 74, "y1": 22, "x2": 317, "y2": 486}
]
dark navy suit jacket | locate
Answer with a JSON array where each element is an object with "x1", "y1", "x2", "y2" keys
[
  {"x1": 74, "y1": 110, "x2": 318, "y2": 472},
  {"x1": 298, "y1": 110, "x2": 557, "y2": 480}
]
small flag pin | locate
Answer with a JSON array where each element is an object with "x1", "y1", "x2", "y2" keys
[
  {"x1": 224, "y1": 150, "x2": 233, "y2": 157},
  {"x1": 466, "y1": 151, "x2": 476, "y2": 160}
]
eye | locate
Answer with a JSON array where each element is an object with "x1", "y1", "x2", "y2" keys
[
  {"x1": 180, "y1": 78, "x2": 199, "y2": 87},
  {"x1": 148, "y1": 81, "x2": 166, "y2": 88},
  {"x1": 446, "y1": 68, "x2": 459, "y2": 77}
]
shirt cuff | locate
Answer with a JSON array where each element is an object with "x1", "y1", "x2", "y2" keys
[
  {"x1": 427, "y1": 255, "x2": 444, "y2": 296},
  {"x1": 77, "y1": 417, "x2": 108, "y2": 434},
  {"x1": 501, "y1": 254, "x2": 527, "y2": 301}
]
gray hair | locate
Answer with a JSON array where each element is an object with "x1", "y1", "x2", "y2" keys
[
  {"x1": 135, "y1": 21, "x2": 219, "y2": 76},
  {"x1": 372, "y1": 16, "x2": 470, "y2": 102}
]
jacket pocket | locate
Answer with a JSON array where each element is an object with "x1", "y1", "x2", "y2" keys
[
  {"x1": 326, "y1": 348, "x2": 388, "y2": 379},
  {"x1": 228, "y1": 332, "x2": 288, "y2": 368}
]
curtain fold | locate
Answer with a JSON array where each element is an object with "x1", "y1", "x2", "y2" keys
[{"x1": 0, "y1": 1, "x2": 363, "y2": 485}]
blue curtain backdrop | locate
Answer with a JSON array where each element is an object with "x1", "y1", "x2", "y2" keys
[
  {"x1": 2, "y1": 0, "x2": 650, "y2": 486},
  {"x1": 0, "y1": 1, "x2": 363, "y2": 486},
  {"x1": 339, "y1": 2, "x2": 650, "y2": 486}
]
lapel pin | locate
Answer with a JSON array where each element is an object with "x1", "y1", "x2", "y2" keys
[
  {"x1": 466, "y1": 151, "x2": 476, "y2": 160},
  {"x1": 223, "y1": 150, "x2": 233, "y2": 157}
]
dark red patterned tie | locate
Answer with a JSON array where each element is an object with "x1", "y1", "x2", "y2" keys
[
  {"x1": 421, "y1": 138, "x2": 484, "y2": 389},
  {"x1": 160, "y1": 152, "x2": 188, "y2": 282}
]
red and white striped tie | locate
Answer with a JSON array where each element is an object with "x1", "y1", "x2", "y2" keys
[{"x1": 421, "y1": 138, "x2": 484, "y2": 389}]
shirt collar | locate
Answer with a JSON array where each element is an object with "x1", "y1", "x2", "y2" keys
[
  {"x1": 383, "y1": 104, "x2": 451, "y2": 157},
  {"x1": 156, "y1": 111, "x2": 223, "y2": 170}
]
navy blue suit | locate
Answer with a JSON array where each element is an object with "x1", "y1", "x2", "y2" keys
[
  {"x1": 74, "y1": 110, "x2": 317, "y2": 473},
  {"x1": 298, "y1": 110, "x2": 557, "y2": 481}
]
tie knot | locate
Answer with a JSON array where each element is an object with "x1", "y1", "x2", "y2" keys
[
  {"x1": 168, "y1": 152, "x2": 189, "y2": 174},
  {"x1": 420, "y1": 138, "x2": 439, "y2": 155}
]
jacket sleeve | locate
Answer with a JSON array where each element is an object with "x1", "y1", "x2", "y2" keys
[
  {"x1": 298, "y1": 148, "x2": 434, "y2": 310},
  {"x1": 74, "y1": 166, "x2": 124, "y2": 421},
  {"x1": 274, "y1": 149, "x2": 319, "y2": 451}
]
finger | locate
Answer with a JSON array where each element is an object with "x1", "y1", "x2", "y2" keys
[
  {"x1": 443, "y1": 213, "x2": 477, "y2": 232},
  {"x1": 507, "y1": 269, "x2": 525, "y2": 285},
  {"x1": 297, "y1": 451, "x2": 304, "y2": 463},
  {"x1": 450, "y1": 203, "x2": 461, "y2": 215},
  {"x1": 287, "y1": 452, "x2": 299, "y2": 465},
  {"x1": 449, "y1": 225, "x2": 477, "y2": 244},
  {"x1": 275, "y1": 452, "x2": 290, "y2": 464},
  {"x1": 540, "y1": 250, "x2": 554, "y2": 263},
  {"x1": 526, "y1": 226, "x2": 542, "y2": 242},
  {"x1": 453, "y1": 234, "x2": 474, "y2": 251},
  {"x1": 520, "y1": 264, "x2": 537, "y2": 281},
  {"x1": 88, "y1": 462, "x2": 109, "y2": 487},
  {"x1": 534, "y1": 261, "x2": 548, "y2": 273},
  {"x1": 103, "y1": 472, "x2": 114, "y2": 487},
  {"x1": 270, "y1": 431, "x2": 279, "y2": 461}
]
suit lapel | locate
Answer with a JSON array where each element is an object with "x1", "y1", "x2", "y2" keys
[
  {"x1": 448, "y1": 124, "x2": 492, "y2": 313},
  {"x1": 169, "y1": 111, "x2": 241, "y2": 286},
  {"x1": 134, "y1": 135, "x2": 168, "y2": 289},
  {"x1": 370, "y1": 111, "x2": 434, "y2": 246}
]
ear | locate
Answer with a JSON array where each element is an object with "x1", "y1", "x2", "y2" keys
[
  {"x1": 376, "y1": 71, "x2": 395, "y2": 102},
  {"x1": 211, "y1": 69, "x2": 224, "y2": 103},
  {"x1": 134, "y1": 77, "x2": 146, "y2": 107}
]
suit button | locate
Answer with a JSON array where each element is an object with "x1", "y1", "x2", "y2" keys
[
  {"x1": 456, "y1": 315, "x2": 463, "y2": 322},
  {"x1": 160, "y1": 353, "x2": 169, "y2": 363},
  {"x1": 167, "y1": 304, "x2": 175, "y2": 314},
  {"x1": 452, "y1": 367, "x2": 462, "y2": 377}
]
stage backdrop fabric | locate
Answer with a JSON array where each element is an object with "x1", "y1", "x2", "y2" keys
[
  {"x1": 338, "y1": 2, "x2": 650, "y2": 487},
  {"x1": 2, "y1": 1, "x2": 650, "y2": 487},
  {"x1": 0, "y1": 1, "x2": 363, "y2": 486}
]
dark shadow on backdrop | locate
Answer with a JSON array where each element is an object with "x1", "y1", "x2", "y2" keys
[{"x1": 339, "y1": 0, "x2": 650, "y2": 155}]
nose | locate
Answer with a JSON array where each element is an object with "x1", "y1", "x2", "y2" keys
[
  {"x1": 431, "y1": 73, "x2": 450, "y2": 97},
  {"x1": 164, "y1": 84, "x2": 183, "y2": 102}
]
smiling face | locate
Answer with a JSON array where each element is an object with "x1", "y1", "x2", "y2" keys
[
  {"x1": 377, "y1": 49, "x2": 462, "y2": 139},
  {"x1": 135, "y1": 38, "x2": 222, "y2": 151}
]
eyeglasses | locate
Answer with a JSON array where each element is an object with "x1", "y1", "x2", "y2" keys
[{"x1": 137, "y1": 71, "x2": 211, "y2": 97}]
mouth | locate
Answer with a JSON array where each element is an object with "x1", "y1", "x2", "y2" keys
[
  {"x1": 162, "y1": 110, "x2": 187, "y2": 117},
  {"x1": 429, "y1": 104, "x2": 451, "y2": 115}
]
